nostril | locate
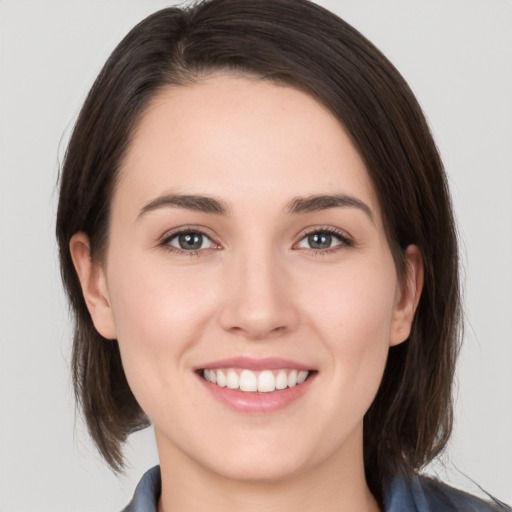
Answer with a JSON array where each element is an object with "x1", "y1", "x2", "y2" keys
[{"x1": 224, "y1": 323, "x2": 290, "y2": 341}]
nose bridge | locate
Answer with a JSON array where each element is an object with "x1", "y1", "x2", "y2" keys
[{"x1": 219, "y1": 240, "x2": 297, "y2": 339}]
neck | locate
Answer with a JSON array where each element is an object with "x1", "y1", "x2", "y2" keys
[{"x1": 156, "y1": 429, "x2": 380, "y2": 512}]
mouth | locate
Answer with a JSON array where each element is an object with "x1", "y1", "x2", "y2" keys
[
  {"x1": 195, "y1": 357, "x2": 316, "y2": 412},
  {"x1": 200, "y1": 368, "x2": 312, "y2": 393}
]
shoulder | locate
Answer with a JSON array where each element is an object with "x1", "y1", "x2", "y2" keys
[
  {"x1": 121, "y1": 466, "x2": 511, "y2": 512},
  {"x1": 384, "y1": 473, "x2": 511, "y2": 512},
  {"x1": 122, "y1": 465, "x2": 161, "y2": 512}
]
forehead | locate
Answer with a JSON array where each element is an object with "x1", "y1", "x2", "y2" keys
[{"x1": 115, "y1": 74, "x2": 380, "y2": 221}]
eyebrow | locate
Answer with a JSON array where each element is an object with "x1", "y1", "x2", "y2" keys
[
  {"x1": 136, "y1": 192, "x2": 373, "y2": 223},
  {"x1": 286, "y1": 194, "x2": 374, "y2": 223},
  {"x1": 137, "y1": 194, "x2": 231, "y2": 220}
]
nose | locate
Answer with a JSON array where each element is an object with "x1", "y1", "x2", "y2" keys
[{"x1": 218, "y1": 248, "x2": 299, "y2": 340}]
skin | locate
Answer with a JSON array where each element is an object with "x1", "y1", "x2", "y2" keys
[{"x1": 71, "y1": 74, "x2": 423, "y2": 512}]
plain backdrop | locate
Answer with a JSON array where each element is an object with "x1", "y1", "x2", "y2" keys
[{"x1": 0, "y1": 1, "x2": 511, "y2": 510}]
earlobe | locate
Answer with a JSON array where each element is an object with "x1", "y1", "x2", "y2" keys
[
  {"x1": 389, "y1": 245, "x2": 424, "y2": 347},
  {"x1": 69, "y1": 233, "x2": 117, "y2": 340}
]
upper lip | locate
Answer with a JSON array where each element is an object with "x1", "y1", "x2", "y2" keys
[{"x1": 196, "y1": 357, "x2": 313, "y2": 371}]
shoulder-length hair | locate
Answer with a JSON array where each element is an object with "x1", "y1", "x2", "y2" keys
[{"x1": 56, "y1": 0, "x2": 461, "y2": 500}]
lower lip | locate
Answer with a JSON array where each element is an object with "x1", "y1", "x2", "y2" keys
[{"x1": 198, "y1": 373, "x2": 316, "y2": 414}]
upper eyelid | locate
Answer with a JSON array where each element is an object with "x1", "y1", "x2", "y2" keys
[
  {"x1": 159, "y1": 227, "x2": 221, "y2": 256},
  {"x1": 157, "y1": 224, "x2": 353, "y2": 249},
  {"x1": 296, "y1": 225, "x2": 353, "y2": 241},
  {"x1": 158, "y1": 225, "x2": 218, "y2": 244}
]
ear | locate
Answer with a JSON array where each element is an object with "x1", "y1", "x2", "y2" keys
[
  {"x1": 389, "y1": 245, "x2": 424, "y2": 347},
  {"x1": 69, "y1": 232, "x2": 117, "y2": 340}
]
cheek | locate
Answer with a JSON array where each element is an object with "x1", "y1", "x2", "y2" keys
[
  {"x1": 104, "y1": 253, "x2": 220, "y2": 404},
  {"x1": 107, "y1": 248, "x2": 217, "y2": 341},
  {"x1": 303, "y1": 257, "x2": 397, "y2": 341},
  {"x1": 301, "y1": 258, "x2": 397, "y2": 393}
]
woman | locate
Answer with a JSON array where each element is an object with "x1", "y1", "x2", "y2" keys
[{"x1": 55, "y1": 0, "x2": 510, "y2": 510}]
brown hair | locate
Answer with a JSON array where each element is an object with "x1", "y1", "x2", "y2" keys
[{"x1": 56, "y1": 0, "x2": 461, "y2": 500}]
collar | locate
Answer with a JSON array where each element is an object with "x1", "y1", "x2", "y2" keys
[{"x1": 123, "y1": 466, "x2": 504, "y2": 512}]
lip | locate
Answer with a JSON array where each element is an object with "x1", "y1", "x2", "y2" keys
[
  {"x1": 195, "y1": 357, "x2": 316, "y2": 414},
  {"x1": 196, "y1": 356, "x2": 313, "y2": 372}
]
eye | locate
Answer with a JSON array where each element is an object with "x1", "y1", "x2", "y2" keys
[
  {"x1": 165, "y1": 230, "x2": 216, "y2": 252},
  {"x1": 295, "y1": 228, "x2": 352, "y2": 251}
]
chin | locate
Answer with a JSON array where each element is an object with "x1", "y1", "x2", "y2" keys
[
  {"x1": 206, "y1": 455, "x2": 308, "y2": 484},
  {"x1": 191, "y1": 431, "x2": 329, "y2": 484}
]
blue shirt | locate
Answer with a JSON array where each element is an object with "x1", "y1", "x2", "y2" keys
[{"x1": 122, "y1": 465, "x2": 510, "y2": 512}]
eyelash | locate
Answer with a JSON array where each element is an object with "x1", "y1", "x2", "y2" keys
[
  {"x1": 159, "y1": 227, "x2": 219, "y2": 257},
  {"x1": 158, "y1": 226, "x2": 354, "y2": 257},
  {"x1": 296, "y1": 226, "x2": 354, "y2": 255}
]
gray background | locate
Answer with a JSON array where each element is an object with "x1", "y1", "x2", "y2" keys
[{"x1": 1, "y1": 1, "x2": 511, "y2": 510}]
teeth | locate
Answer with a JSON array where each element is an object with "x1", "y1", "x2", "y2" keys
[
  {"x1": 257, "y1": 370, "x2": 275, "y2": 393},
  {"x1": 297, "y1": 370, "x2": 308, "y2": 384},
  {"x1": 287, "y1": 370, "x2": 298, "y2": 387},
  {"x1": 203, "y1": 368, "x2": 310, "y2": 393},
  {"x1": 204, "y1": 369, "x2": 217, "y2": 384},
  {"x1": 275, "y1": 370, "x2": 288, "y2": 390},
  {"x1": 239, "y1": 370, "x2": 257, "y2": 392},
  {"x1": 216, "y1": 370, "x2": 227, "y2": 387},
  {"x1": 226, "y1": 370, "x2": 239, "y2": 389}
]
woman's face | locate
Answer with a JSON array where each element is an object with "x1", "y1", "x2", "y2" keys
[{"x1": 74, "y1": 74, "x2": 421, "y2": 482}]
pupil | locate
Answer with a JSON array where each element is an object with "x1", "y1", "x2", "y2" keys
[
  {"x1": 308, "y1": 233, "x2": 331, "y2": 249},
  {"x1": 179, "y1": 233, "x2": 202, "y2": 250}
]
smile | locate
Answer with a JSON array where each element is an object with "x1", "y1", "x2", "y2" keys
[{"x1": 202, "y1": 368, "x2": 310, "y2": 393}]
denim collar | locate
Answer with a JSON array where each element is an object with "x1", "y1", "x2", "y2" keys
[{"x1": 123, "y1": 465, "x2": 504, "y2": 512}]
